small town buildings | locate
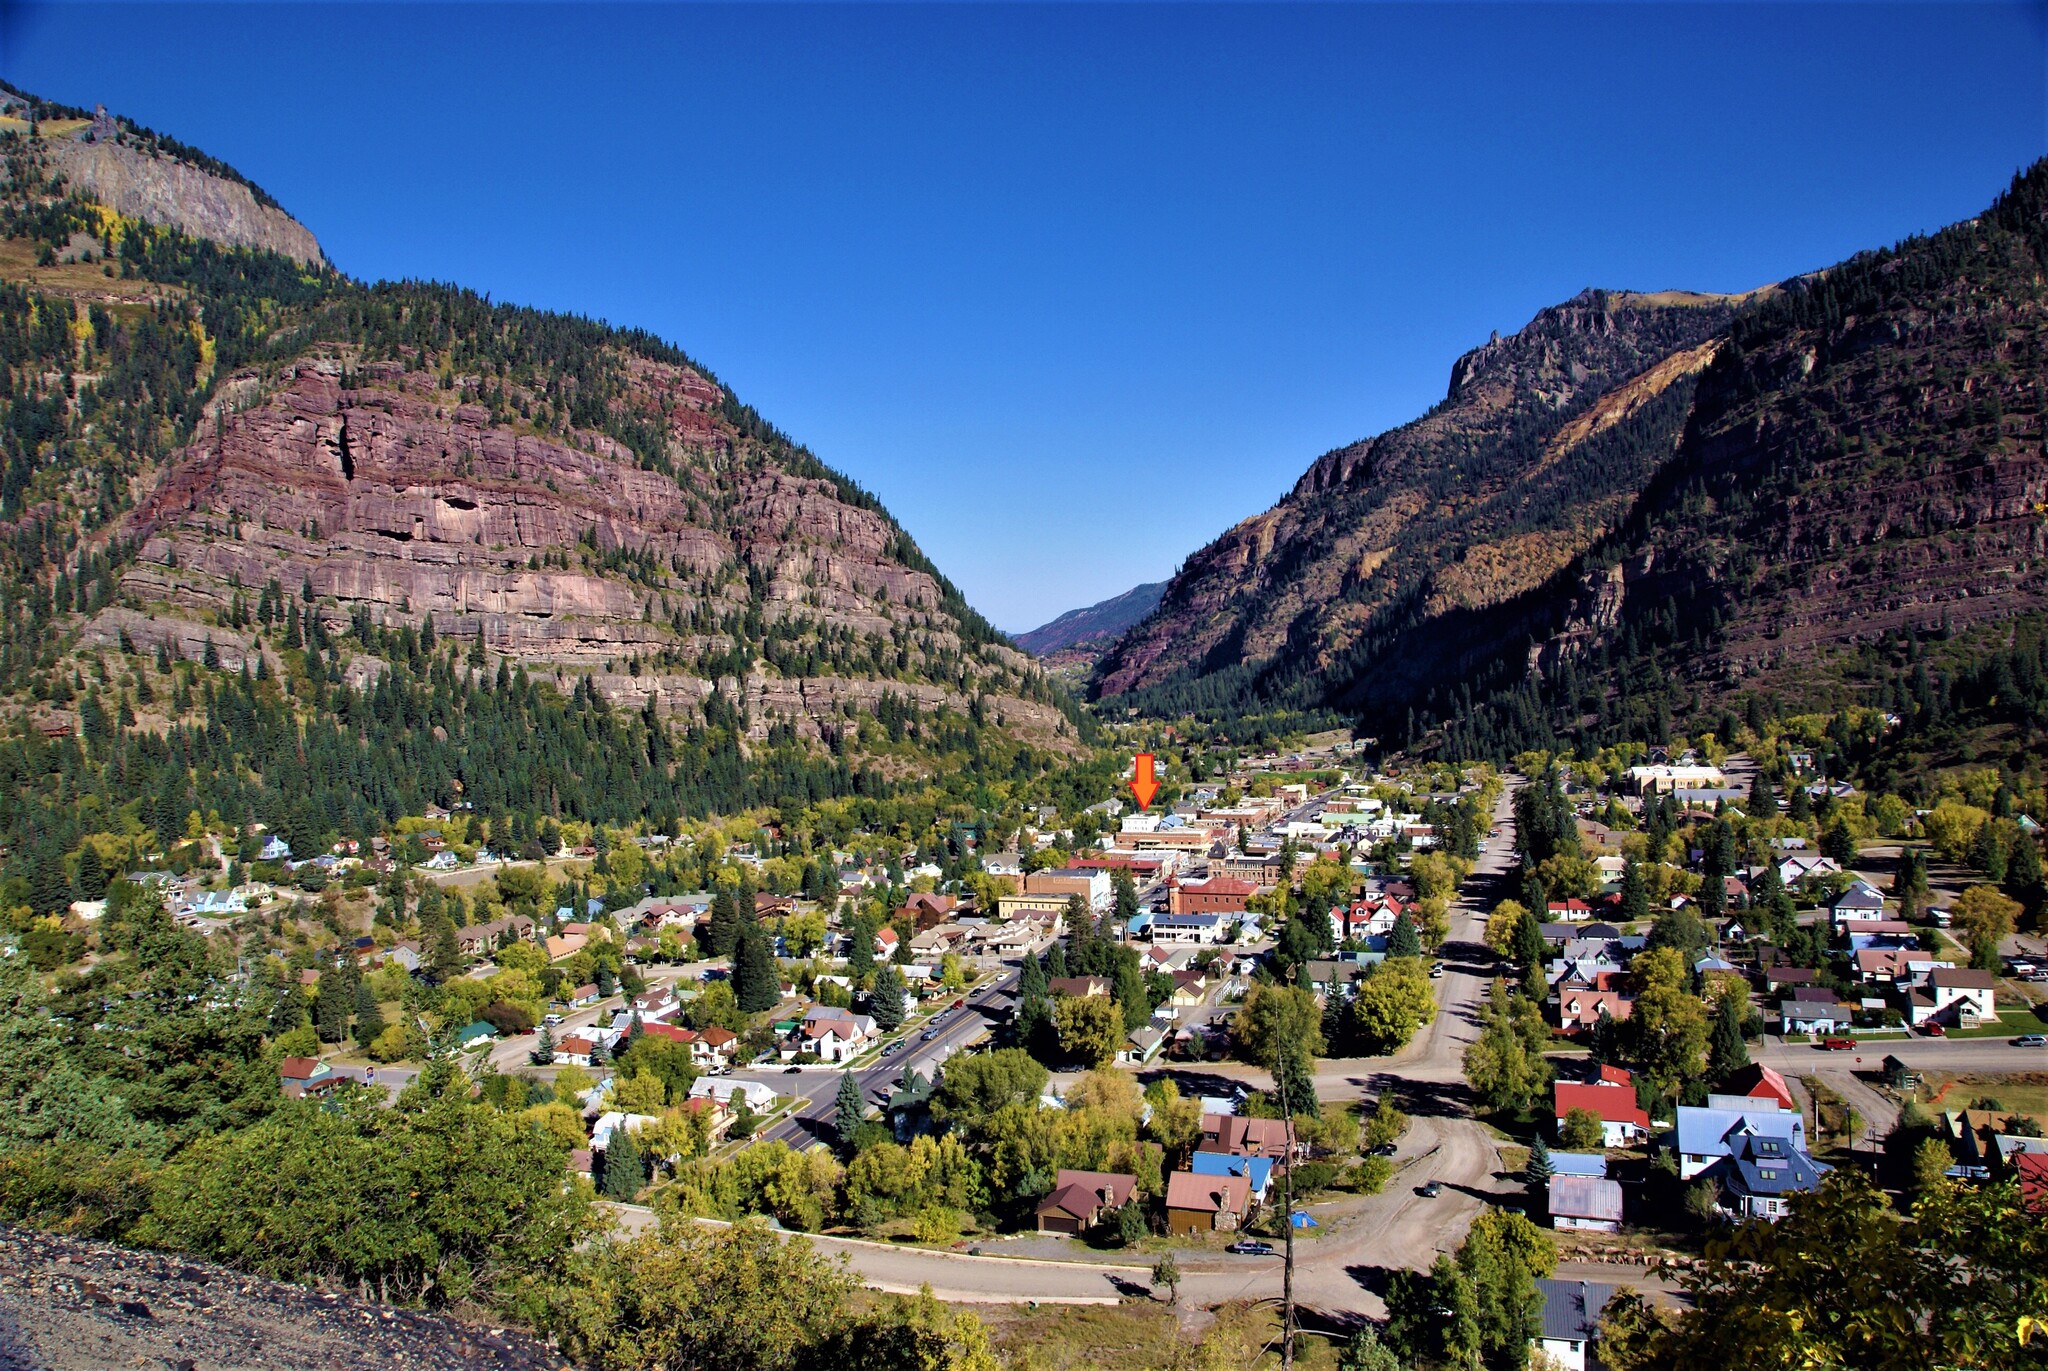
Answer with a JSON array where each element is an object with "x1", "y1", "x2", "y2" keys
[
  {"x1": 692, "y1": 1025, "x2": 739, "y2": 1070},
  {"x1": 278, "y1": 1056, "x2": 339, "y2": 1099},
  {"x1": 1698, "y1": 1130, "x2": 1829, "y2": 1220},
  {"x1": 1034, "y1": 1169, "x2": 1138, "y2": 1235},
  {"x1": 1188, "y1": 1150, "x2": 1274, "y2": 1204},
  {"x1": 688, "y1": 1077, "x2": 776, "y2": 1112},
  {"x1": 1024, "y1": 867, "x2": 1112, "y2": 912},
  {"x1": 1547, "y1": 1174, "x2": 1624, "y2": 1232},
  {"x1": 1533, "y1": 1278, "x2": 1616, "y2": 1371},
  {"x1": 1719, "y1": 1063, "x2": 1796, "y2": 1112},
  {"x1": 1199, "y1": 1112, "x2": 1294, "y2": 1160},
  {"x1": 1150, "y1": 912, "x2": 1231, "y2": 945},
  {"x1": 1164, "y1": 1170, "x2": 1251, "y2": 1235},
  {"x1": 1674, "y1": 1104, "x2": 1809, "y2": 1180},
  {"x1": 1907, "y1": 967, "x2": 1998, "y2": 1028},
  {"x1": 1830, "y1": 880, "x2": 1887, "y2": 925},
  {"x1": 1548, "y1": 1152, "x2": 1609, "y2": 1178},
  {"x1": 553, "y1": 1035, "x2": 598, "y2": 1067},
  {"x1": 455, "y1": 915, "x2": 536, "y2": 957},
  {"x1": 1553, "y1": 1067, "x2": 1650, "y2": 1147},
  {"x1": 1169, "y1": 877, "x2": 1257, "y2": 916}
]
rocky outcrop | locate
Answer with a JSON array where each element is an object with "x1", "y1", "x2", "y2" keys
[
  {"x1": 1091, "y1": 289, "x2": 1741, "y2": 707},
  {"x1": 0, "y1": 1224, "x2": 567, "y2": 1371},
  {"x1": 46, "y1": 133, "x2": 323, "y2": 264}
]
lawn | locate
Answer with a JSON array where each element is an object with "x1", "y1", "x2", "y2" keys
[
  {"x1": 1945, "y1": 1006, "x2": 2048, "y2": 1040},
  {"x1": 1917, "y1": 1071, "x2": 2048, "y2": 1122},
  {"x1": 976, "y1": 1299, "x2": 1345, "y2": 1371}
]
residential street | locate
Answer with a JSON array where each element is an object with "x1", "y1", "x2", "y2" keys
[{"x1": 616, "y1": 781, "x2": 1551, "y2": 1321}]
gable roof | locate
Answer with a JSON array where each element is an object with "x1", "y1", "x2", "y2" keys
[
  {"x1": 1674, "y1": 1104, "x2": 1806, "y2": 1158},
  {"x1": 1536, "y1": 1278, "x2": 1616, "y2": 1343},
  {"x1": 1554, "y1": 1081, "x2": 1649, "y2": 1128},
  {"x1": 1548, "y1": 1152, "x2": 1609, "y2": 1178},
  {"x1": 1721, "y1": 1063, "x2": 1795, "y2": 1111},
  {"x1": 1165, "y1": 1170, "x2": 1250, "y2": 1215},
  {"x1": 1547, "y1": 1174, "x2": 1624, "y2": 1222},
  {"x1": 1036, "y1": 1169, "x2": 1138, "y2": 1221},
  {"x1": 1189, "y1": 1151, "x2": 1275, "y2": 1192}
]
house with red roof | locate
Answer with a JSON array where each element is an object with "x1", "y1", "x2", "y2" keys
[
  {"x1": 1164, "y1": 1170, "x2": 1251, "y2": 1235},
  {"x1": 1719, "y1": 1063, "x2": 1795, "y2": 1112},
  {"x1": 1034, "y1": 1169, "x2": 1138, "y2": 1235},
  {"x1": 2016, "y1": 1151, "x2": 2048, "y2": 1215},
  {"x1": 1554, "y1": 1069, "x2": 1651, "y2": 1147}
]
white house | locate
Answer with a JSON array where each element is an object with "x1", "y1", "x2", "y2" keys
[
  {"x1": 1533, "y1": 1278, "x2": 1616, "y2": 1371},
  {"x1": 1907, "y1": 967, "x2": 1998, "y2": 1027},
  {"x1": 1831, "y1": 880, "x2": 1887, "y2": 925},
  {"x1": 689, "y1": 1077, "x2": 776, "y2": 1112}
]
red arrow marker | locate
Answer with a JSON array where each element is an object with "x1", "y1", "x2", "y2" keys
[{"x1": 1131, "y1": 753, "x2": 1159, "y2": 811}]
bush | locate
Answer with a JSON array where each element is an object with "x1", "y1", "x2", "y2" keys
[
  {"x1": 481, "y1": 1001, "x2": 535, "y2": 1036},
  {"x1": 1560, "y1": 1107, "x2": 1605, "y2": 1151},
  {"x1": 1345, "y1": 1156, "x2": 1395, "y2": 1194}
]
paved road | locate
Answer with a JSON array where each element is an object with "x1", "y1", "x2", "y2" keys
[
  {"x1": 1755, "y1": 1036, "x2": 2048, "y2": 1075},
  {"x1": 745, "y1": 967, "x2": 1024, "y2": 1150}
]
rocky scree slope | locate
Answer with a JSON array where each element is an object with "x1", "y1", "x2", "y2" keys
[
  {"x1": 1091, "y1": 289, "x2": 1742, "y2": 715},
  {"x1": 0, "y1": 1223, "x2": 566, "y2": 1371}
]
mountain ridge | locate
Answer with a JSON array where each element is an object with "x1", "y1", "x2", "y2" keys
[
  {"x1": 1014, "y1": 580, "x2": 1167, "y2": 657},
  {"x1": 1094, "y1": 161, "x2": 2048, "y2": 758}
]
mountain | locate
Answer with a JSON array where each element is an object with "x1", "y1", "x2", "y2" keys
[
  {"x1": 0, "y1": 86, "x2": 1077, "y2": 791},
  {"x1": 1014, "y1": 581, "x2": 1167, "y2": 657},
  {"x1": 1094, "y1": 159, "x2": 2048, "y2": 756},
  {"x1": 1092, "y1": 288, "x2": 1745, "y2": 713}
]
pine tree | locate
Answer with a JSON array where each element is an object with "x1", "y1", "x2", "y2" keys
[
  {"x1": 1388, "y1": 912, "x2": 1422, "y2": 959},
  {"x1": 353, "y1": 980, "x2": 385, "y2": 1045},
  {"x1": 1115, "y1": 959, "x2": 1151, "y2": 1031},
  {"x1": 1044, "y1": 943, "x2": 1069, "y2": 979},
  {"x1": 1619, "y1": 855, "x2": 1650, "y2": 924},
  {"x1": 733, "y1": 927, "x2": 778, "y2": 1012},
  {"x1": 313, "y1": 966, "x2": 351, "y2": 1043},
  {"x1": 1526, "y1": 1135, "x2": 1554, "y2": 1184},
  {"x1": 834, "y1": 1069, "x2": 865, "y2": 1150},
  {"x1": 706, "y1": 885, "x2": 742, "y2": 958},
  {"x1": 73, "y1": 843, "x2": 107, "y2": 901},
  {"x1": 532, "y1": 1023, "x2": 557, "y2": 1067},
  {"x1": 600, "y1": 1127, "x2": 645, "y2": 1200},
  {"x1": 1708, "y1": 989, "x2": 1749, "y2": 1084},
  {"x1": 869, "y1": 962, "x2": 905, "y2": 1031},
  {"x1": 1512, "y1": 907, "x2": 1547, "y2": 976}
]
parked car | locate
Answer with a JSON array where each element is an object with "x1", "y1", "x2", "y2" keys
[
  {"x1": 784, "y1": 1064, "x2": 802, "y2": 1073},
  {"x1": 1429, "y1": 963, "x2": 1446, "y2": 979},
  {"x1": 1820, "y1": 1037, "x2": 1856, "y2": 1050},
  {"x1": 2013, "y1": 1034, "x2": 2048, "y2": 1048},
  {"x1": 1368, "y1": 1142, "x2": 1397, "y2": 1157},
  {"x1": 1226, "y1": 1240, "x2": 1276, "y2": 1256},
  {"x1": 542, "y1": 1014, "x2": 564, "y2": 1027},
  {"x1": 1922, "y1": 1024, "x2": 1946, "y2": 1037},
  {"x1": 1419, "y1": 1181, "x2": 1443, "y2": 1198}
]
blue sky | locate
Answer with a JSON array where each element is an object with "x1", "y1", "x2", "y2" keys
[{"x1": 15, "y1": 4, "x2": 2044, "y2": 630}]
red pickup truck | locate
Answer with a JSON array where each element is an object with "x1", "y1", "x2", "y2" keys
[{"x1": 1820, "y1": 1037, "x2": 1856, "y2": 1051}]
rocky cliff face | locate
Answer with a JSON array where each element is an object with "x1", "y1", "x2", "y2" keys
[
  {"x1": 46, "y1": 133, "x2": 323, "y2": 265},
  {"x1": 1091, "y1": 289, "x2": 1741, "y2": 709},
  {"x1": 93, "y1": 350, "x2": 1069, "y2": 746},
  {"x1": 1097, "y1": 161, "x2": 2048, "y2": 744}
]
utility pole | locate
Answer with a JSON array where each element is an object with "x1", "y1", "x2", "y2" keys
[{"x1": 1278, "y1": 1042, "x2": 1297, "y2": 1370}]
